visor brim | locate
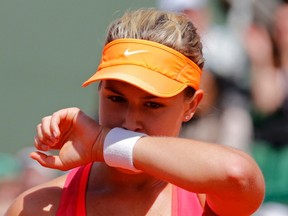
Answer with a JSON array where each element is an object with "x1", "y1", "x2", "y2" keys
[{"x1": 82, "y1": 65, "x2": 187, "y2": 97}]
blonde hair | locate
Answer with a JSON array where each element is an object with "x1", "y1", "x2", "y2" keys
[{"x1": 105, "y1": 8, "x2": 205, "y2": 69}]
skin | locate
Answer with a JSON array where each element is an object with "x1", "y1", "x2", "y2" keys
[
  {"x1": 5, "y1": 80, "x2": 265, "y2": 216},
  {"x1": 245, "y1": 25, "x2": 284, "y2": 114},
  {"x1": 245, "y1": 4, "x2": 288, "y2": 114}
]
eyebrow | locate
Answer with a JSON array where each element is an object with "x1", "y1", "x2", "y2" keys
[
  {"x1": 103, "y1": 86, "x2": 159, "y2": 100},
  {"x1": 104, "y1": 86, "x2": 123, "y2": 95}
]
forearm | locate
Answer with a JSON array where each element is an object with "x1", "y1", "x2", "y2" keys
[{"x1": 132, "y1": 136, "x2": 265, "y2": 215}]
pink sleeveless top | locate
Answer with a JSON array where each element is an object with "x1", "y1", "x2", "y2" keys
[{"x1": 57, "y1": 163, "x2": 203, "y2": 216}]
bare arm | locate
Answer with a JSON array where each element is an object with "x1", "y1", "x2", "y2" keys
[
  {"x1": 5, "y1": 175, "x2": 67, "y2": 216},
  {"x1": 245, "y1": 25, "x2": 284, "y2": 114},
  {"x1": 30, "y1": 107, "x2": 265, "y2": 216},
  {"x1": 134, "y1": 136, "x2": 265, "y2": 216}
]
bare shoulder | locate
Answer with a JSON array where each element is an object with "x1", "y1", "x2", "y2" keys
[{"x1": 5, "y1": 174, "x2": 68, "y2": 216}]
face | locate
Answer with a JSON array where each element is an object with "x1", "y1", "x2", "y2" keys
[{"x1": 98, "y1": 80, "x2": 202, "y2": 137}]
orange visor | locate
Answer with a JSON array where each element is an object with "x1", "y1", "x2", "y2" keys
[{"x1": 82, "y1": 38, "x2": 202, "y2": 97}]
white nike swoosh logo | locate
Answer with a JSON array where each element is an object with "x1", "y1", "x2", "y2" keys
[{"x1": 124, "y1": 49, "x2": 149, "y2": 56}]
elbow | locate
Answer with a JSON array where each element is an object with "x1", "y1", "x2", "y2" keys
[
  {"x1": 206, "y1": 150, "x2": 265, "y2": 215},
  {"x1": 225, "y1": 154, "x2": 265, "y2": 214}
]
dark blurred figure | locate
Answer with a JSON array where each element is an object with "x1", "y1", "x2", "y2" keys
[
  {"x1": 158, "y1": 0, "x2": 253, "y2": 152},
  {"x1": 245, "y1": 0, "x2": 288, "y2": 214}
]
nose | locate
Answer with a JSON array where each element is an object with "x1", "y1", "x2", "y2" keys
[{"x1": 121, "y1": 106, "x2": 142, "y2": 132}]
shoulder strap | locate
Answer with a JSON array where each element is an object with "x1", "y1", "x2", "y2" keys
[
  {"x1": 56, "y1": 163, "x2": 93, "y2": 216},
  {"x1": 77, "y1": 163, "x2": 93, "y2": 215},
  {"x1": 172, "y1": 185, "x2": 203, "y2": 216}
]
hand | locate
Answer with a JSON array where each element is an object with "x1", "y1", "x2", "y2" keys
[
  {"x1": 31, "y1": 107, "x2": 108, "y2": 171},
  {"x1": 245, "y1": 25, "x2": 274, "y2": 66}
]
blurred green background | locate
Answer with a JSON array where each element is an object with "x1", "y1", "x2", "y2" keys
[{"x1": 0, "y1": 0, "x2": 156, "y2": 154}]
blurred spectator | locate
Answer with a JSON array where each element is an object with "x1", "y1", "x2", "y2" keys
[
  {"x1": 0, "y1": 148, "x2": 60, "y2": 214},
  {"x1": 246, "y1": 1, "x2": 288, "y2": 116},
  {"x1": 15, "y1": 147, "x2": 61, "y2": 190},
  {"x1": 254, "y1": 202, "x2": 288, "y2": 216},
  {"x1": 245, "y1": 0, "x2": 288, "y2": 214},
  {"x1": 157, "y1": 0, "x2": 253, "y2": 152},
  {"x1": 157, "y1": 0, "x2": 210, "y2": 35},
  {"x1": 0, "y1": 153, "x2": 21, "y2": 216},
  {"x1": 0, "y1": 153, "x2": 20, "y2": 179}
]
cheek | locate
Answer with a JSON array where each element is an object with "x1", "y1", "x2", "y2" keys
[
  {"x1": 145, "y1": 110, "x2": 183, "y2": 136},
  {"x1": 98, "y1": 97, "x2": 121, "y2": 127}
]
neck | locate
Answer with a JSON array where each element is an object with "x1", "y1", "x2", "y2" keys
[{"x1": 89, "y1": 162, "x2": 168, "y2": 192}]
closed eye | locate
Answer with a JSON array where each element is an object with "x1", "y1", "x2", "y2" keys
[
  {"x1": 108, "y1": 95, "x2": 127, "y2": 103},
  {"x1": 144, "y1": 101, "x2": 163, "y2": 109}
]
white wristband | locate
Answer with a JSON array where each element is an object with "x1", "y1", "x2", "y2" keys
[{"x1": 103, "y1": 127, "x2": 147, "y2": 172}]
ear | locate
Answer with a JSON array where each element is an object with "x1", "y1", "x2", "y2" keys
[{"x1": 183, "y1": 89, "x2": 204, "y2": 122}]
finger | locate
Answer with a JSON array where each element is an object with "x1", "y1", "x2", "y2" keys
[
  {"x1": 50, "y1": 108, "x2": 76, "y2": 139},
  {"x1": 50, "y1": 111, "x2": 63, "y2": 139},
  {"x1": 34, "y1": 136, "x2": 50, "y2": 151},
  {"x1": 50, "y1": 108, "x2": 80, "y2": 138},
  {"x1": 36, "y1": 123, "x2": 45, "y2": 143},
  {"x1": 36, "y1": 122, "x2": 56, "y2": 148},
  {"x1": 30, "y1": 151, "x2": 68, "y2": 171},
  {"x1": 41, "y1": 116, "x2": 58, "y2": 143}
]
